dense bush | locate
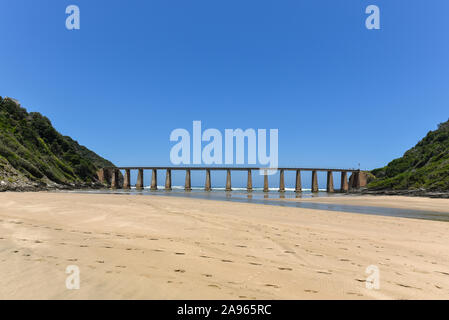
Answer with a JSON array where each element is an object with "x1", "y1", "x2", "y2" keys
[
  {"x1": 369, "y1": 119, "x2": 449, "y2": 191},
  {"x1": 0, "y1": 96, "x2": 114, "y2": 184}
]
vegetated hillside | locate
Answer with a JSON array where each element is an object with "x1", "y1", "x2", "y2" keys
[
  {"x1": 0, "y1": 96, "x2": 114, "y2": 190},
  {"x1": 369, "y1": 119, "x2": 449, "y2": 191}
]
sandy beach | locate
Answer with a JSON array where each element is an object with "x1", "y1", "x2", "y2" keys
[{"x1": 1, "y1": 192, "x2": 449, "y2": 300}]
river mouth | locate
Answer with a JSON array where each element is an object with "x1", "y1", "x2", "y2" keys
[{"x1": 64, "y1": 187, "x2": 449, "y2": 222}]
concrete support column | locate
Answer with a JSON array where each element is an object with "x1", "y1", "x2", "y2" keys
[
  {"x1": 358, "y1": 171, "x2": 367, "y2": 188},
  {"x1": 123, "y1": 169, "x2": 131, "y2": 190},
  {"x1": 340, "y1": 171, "x2": 348, "y2": 192},
  {"x1": 279, "y1": 169, "x2": 285, "y2": 192},
  {"x1": 295, "y1": 170, "x2": 302, "y2": 193},
  {"x1": 247, "y1": 169, "x2": 253, "y2": 192},
  {"x1": 151, "y1": 169, "x2": 157, "y2": 191},
  {"x1": 111, "y1": 169, "x2": 118, "y2": 189},
  {"x1": 326, "y1": 171, "x2": 334, "y2": 193},
  {"x1": 205, "y1": 169, "x2": 211, "y2": 191},
  {"x1": 311, "y1": 170, "x2": 318, "y2": 193},
  {"x1": 263, "y1": 170, "x2": 269, "y2": 192},
  {"x1": 352, "y1": 171, "x2": 367, "y2": 189},
  {"x1": 226, "y1": 169, "x2": 232, "y2": 191},
  {"x1": 185, "y1": 169, "x2": 191, "y2": 191},
  {"x1": 165, "y1": 169, "x2": 172, "y2": 190},
  {"x1": 136, "y1": 169, "x2": 144, "y2": 190}
]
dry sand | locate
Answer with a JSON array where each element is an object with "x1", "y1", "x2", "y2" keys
[{"x1": 0, "y1": 192, "x2": 449, "y2": 300}]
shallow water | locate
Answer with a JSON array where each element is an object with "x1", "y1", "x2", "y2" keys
[{"x1": 66, "y1": 187, "x2": 449, "y2": 222}]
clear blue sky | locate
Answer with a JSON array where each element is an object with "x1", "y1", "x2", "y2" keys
[{"x1": 1, "y1": 0, "x2": 448, "y2": 186}]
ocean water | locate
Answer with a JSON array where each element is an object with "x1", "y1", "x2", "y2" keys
[{"x1": 65, "y1": 186, "x2": 449, "y2": 222}]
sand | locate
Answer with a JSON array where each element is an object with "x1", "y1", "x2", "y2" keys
[{"x1": 0, "y1": 192, "x2": 449, "y2": 300}]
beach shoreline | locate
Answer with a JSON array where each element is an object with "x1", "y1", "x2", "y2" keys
[{"x1": 1, "y1": 192, "x2": 449, "y2": 299}]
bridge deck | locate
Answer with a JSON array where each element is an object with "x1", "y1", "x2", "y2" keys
[{"x1": 105, "y1": 167, "x2": 360, "y2": 172}]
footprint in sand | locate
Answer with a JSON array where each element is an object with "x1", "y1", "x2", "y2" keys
[
  {"x1": 236, "y1": 245, "x2": 247, "y2": 248},
  {"x1": 202, "y1": 274, "x2": 213, "y2": 278},
  {"x1": 249, "y1": 262, "x2": 262, "y2": 266},
  {"x1": 278, "y1": 267, "x2": 293, "y2": 271},
  {"x1": 175, "y1": 252, "x2": 185, "y2": 255},
  {"x1": 264, "y1": 284, "x2": 280, "y2": 289},
  {"x1": 96, "y1": 260, "x2": 105, "y2": 264},
  {"x1": 221, "y1": 259, "x2": 233, "y2": 263},
  {"x1": 316, "y1": 271, "x2": 332, "y2": 275},
  {"x1": 80, "y1": 245, "x2": 88, "y2": 248},
  {"x1": 304, "y1": 289, "x2": 318, "y2": 293},
  {"x1": 174, "y1": 269, "x2": 185, "y2": 273},
  {"x1": 67, "y1": 258, "x2": 78, "y2": 262},
  {"x1": 208, "y1": 284, "x2": 220, "y2": 289},
  {"x1": 115, "y1": 265, "x2": 127, "y2": 268}
]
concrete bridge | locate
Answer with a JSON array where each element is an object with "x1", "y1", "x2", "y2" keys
[{"x1": 98, "y1": 167, "x2": 368, "y2": 193}]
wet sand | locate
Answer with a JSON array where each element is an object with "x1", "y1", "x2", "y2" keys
[
  {"x1": 292, "y1": 195, "x2": 449, "y2": 213},
  {"x1": 1, "y1": 192, "x2": 449, "y2": 299}
]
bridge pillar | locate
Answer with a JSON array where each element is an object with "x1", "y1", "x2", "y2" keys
[
  {"x1": 205, "y1": 169, "x2": 211, "y2": 191},
  {"x1": 311, "y1": 170, "x2": 318, "y2": 193},
  {"x1": 151, "y1": 169, "x2": 157, "y2": 190},
  {"x1": 263, "y1": 170, "x2": 269, "y2": 192},
  {"x1": 111, "y1": 169, "x2": 118, "y2": 189},
  {"x1": 326, "y1": 171, "x2": 334, "y2": 193},
  {"x1": 226, "y1": 169, "x2": 232, "y2": 191},
  {"x1": 295, "y1": 170, "x2": 302, "y2": 192},
  {"x1": 279, "y1": 169, "x2": 285, "y2": 192},
  {"x1": 247, "y1": 169, "x2": 253, "y2": 192},
  {"x1": 123, "y1": 169, "x2": 131, "y2": 189},
  {"x1": 185, "y1": 169, "x2": 191, "y2": 191},
  {"x1": 340, "y1": 171, "x2": 348, "y2": 192},
  {"x1": 165, "y1": 169, "x2": 172, "y2": 190},
  {"x1": 136, "y1": 169, "x2": 144, "y2": 190}
]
